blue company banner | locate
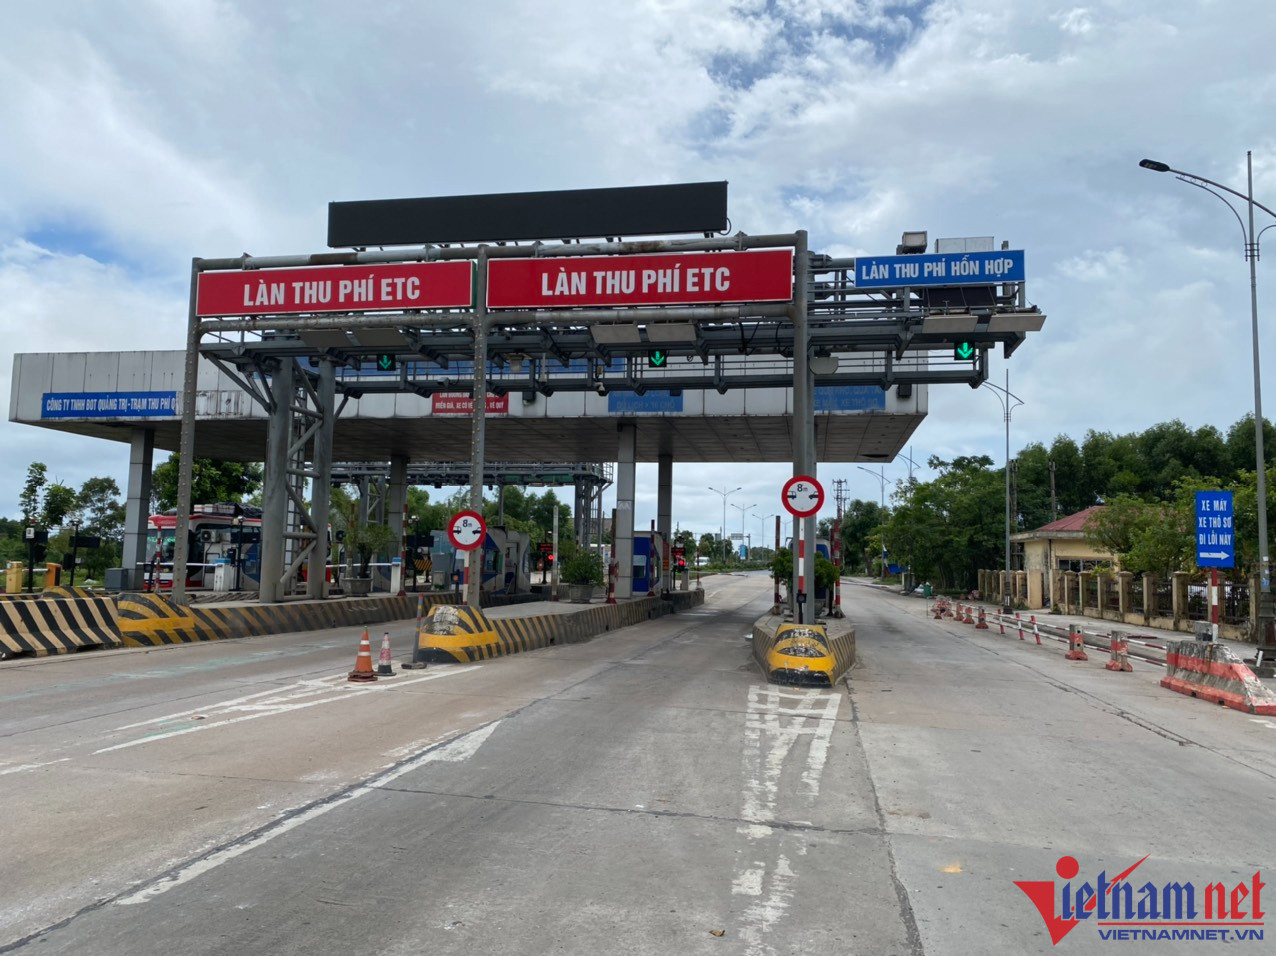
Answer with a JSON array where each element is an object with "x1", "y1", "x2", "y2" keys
[
  {"x1": 607, "y1": 391, "x2": 684, "y2": 414},
  {"x1": 814, "y1": 385, "x2": 887, "y2": 411},
  {"x1": 854, "y1": 250, "x2": 1025, "y2": 288},
  {"x1": 42, "y1": 391, "x2": 177, "y2": 419},
  {"x1": 1194, "y1": 490, "x2": 1234, "y2": 568}
]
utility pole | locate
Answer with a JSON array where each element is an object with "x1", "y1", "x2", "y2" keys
[{"x1": 1049, "y1": 459, "x2": 1057, "y2": 522}]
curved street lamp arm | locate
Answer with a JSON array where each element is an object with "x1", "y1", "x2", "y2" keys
[
  {"x1": 1164, "y1": 166, "x2": 1276, "y2": 223},
  {"x1": 979, "y1": 380, "x2": 1024, "y2": 415},
  {"x1": 1177, "y1": 177, "x2": 1250, "y2": 247}
]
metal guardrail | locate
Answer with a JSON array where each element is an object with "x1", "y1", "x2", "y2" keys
[{"x1": 932, "y1": 600, "x2": 1172, "y2": 667}]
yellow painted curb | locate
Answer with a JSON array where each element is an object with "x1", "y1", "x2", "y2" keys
[
  {"x1": 413, "y1": 591, "x2": 706, "y2": 664},
  {"x1": 752, "y1": 620, "x2": 854, "y2": 686}
]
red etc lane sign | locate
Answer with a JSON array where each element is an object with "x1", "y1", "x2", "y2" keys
[
  {"x1": 486, "y1": 249, "x2": 793, "y2": 309},
  {"x1": 196, "y1": 261, "x2": 473, "y2": 317}
]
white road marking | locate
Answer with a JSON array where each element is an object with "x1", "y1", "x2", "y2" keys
[
  {"x1": 0, "y1": 757, "x2": 71, "y2": 776},
  {"x1": 94, "y1": 666, "x2": 480, "y2": 754},
  {"x1": 115, "y1": 721, "x2": 500, "y2": 906},
  {"x1": 739, "y1": 854, "x2": 797, "y2": 953},
  {"x1": 732, "y1": 865, "x2": 765, "y2": 896},
  {"x1": 735, "y1": 683, "x2": 841, "y2": 955},
  {"x1": 1250, "y1": 718, "x2": 1276, "y2": 730},
  {"x1": 112, "y1": 678, "x2": 346, "y2": 731}
]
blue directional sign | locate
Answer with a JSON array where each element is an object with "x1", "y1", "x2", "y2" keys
[
  {"x1": 854, "y1": 250, "x2": 1025, "y2": 288},
  {"x1": 1195, "y1": 490, "x2": 1234, "y2": 568}
]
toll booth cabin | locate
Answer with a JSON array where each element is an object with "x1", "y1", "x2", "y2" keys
[
  {"x1": 428, "y1": 527, "x2": 532, "y2": 595},
  {"x1": 632, "y1": 534, "x2": 669, "y2": 595}
]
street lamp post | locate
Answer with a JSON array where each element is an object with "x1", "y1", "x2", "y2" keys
[
  {"x1": 1140, "y1": 153, "x2": 1276, "y2": 670},
  {"x1": 981, "y1": 371, "x2": 1024, "y2": 608},
  {"x1": 857, "y1": 465, "x2": 889, "y2": 578},
  {"x1": 897, "y1": 446, "x2": 922, "y2": 482},
  {"x1": 730, "y1": 502, "x2": 756, "y2": 559},
  {"x1": 708, "y1": 485, "x2": 741, "y2": 564}
]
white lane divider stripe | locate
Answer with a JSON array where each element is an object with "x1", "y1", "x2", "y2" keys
[
  {"x1": 94, "y1": 667, "x2": 480, "y2": 754},
  {"x1": 113, "y1": 677, "x2": 348, "y2": 730},
  {"x1": 115, "y1": 721, "x2": 500, "y2": 906},
  {"x1": 0, "y1": 757, "x2": 71, "y2": 776}
]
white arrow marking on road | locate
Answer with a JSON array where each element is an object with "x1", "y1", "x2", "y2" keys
[{"x1": 116, "y1": 721, "x2": 501, "y2": 906}]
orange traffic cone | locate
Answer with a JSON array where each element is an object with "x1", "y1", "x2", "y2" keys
[
  {"x1": 376, "y1": 631, "x2": 395, "y2": 676},
  {"x1": 348, "y1": 627, "x2": 378, "y2": 682}
]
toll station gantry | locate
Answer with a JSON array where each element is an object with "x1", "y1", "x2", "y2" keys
[{"x1": 9, "y1": 181, "x2": 1045, "y2": 613}]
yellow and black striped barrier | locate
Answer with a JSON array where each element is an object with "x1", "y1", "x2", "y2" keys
[
  {"x1": 117, "y1": 591, "x2": 461, "y2": 648},
  {"x1": 0, "y1": 592, "x2": 122, "y2": 658},
  {"x1": 751, "y1": 620, "x2": 855, "y2": 686},
  {"x1": 412, "y1": 591, "x2": 706, "y2": 664}
]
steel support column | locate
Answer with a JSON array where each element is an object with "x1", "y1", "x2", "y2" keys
[
  {"x1": 574, "y1": 479, "x2": 589, "y2": 547},
  {"x1": 466, "y1": 246, "x2": 489, "y2": 610},
  {"x1": 657, "y1": 453, "x2": 673, "y2": 592},
  {"x1": 615, "y1": 424, "x2": 637, "y2": 600},
  {"x1": 259, "y1": 359, "x2": 294, "y2": 603},
  {"x1": 173, "y1": 259, "x2": 202, "y2": 605},
  {"x1": 306, "y1": 359, "x2": 336, "y2": 598},
  {"x1": 122, "y1": 427, "x2": 155, "y2": 588},
  {"x1": 789, "y1": 231, "x2": 813, "y2": 616},
  {"x1": 389, "y1": 455, "x2": 407, "y2": 594}
]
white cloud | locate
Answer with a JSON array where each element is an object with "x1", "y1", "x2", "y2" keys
[{"x1": 1053, "y1": 7, "x2": 1094, "y2": 36}]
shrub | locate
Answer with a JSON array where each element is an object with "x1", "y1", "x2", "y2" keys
[{"x1": 560, "y1": 551, "x2": 604, "y2": 586}]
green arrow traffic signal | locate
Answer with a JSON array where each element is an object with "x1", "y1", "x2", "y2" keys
[
  {"x1": 648, "y1": 350, "x2": 668, "y2": 369},
  {"x1": 376, "y1": 353, "x2": 397, "y2": 372},
  {"x1": 953, "y1": 341, "x2": 975, "y2": 361}
]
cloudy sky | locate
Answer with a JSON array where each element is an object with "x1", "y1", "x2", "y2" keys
[{"x1": 2, "y1": 0, "x2": 1273, "y2": 540}]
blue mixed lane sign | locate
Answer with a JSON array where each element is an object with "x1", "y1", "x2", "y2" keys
[
  {"x1": 1195, "y1": 490, "x2": 1234, "y2": 568},
  {"x1": 854, "y1": 250, "x2": 1025, "y2": 288}
]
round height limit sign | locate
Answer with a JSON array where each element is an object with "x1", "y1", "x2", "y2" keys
[
  {"x1": 782, "y1": 475, "x2": 824, "y2": 518},
  {"x1": 447, "y1": 510, "x2": 486, "y2": 551}
]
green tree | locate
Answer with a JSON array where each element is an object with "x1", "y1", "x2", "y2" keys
[
  {"x1": 770, "y1": 547, "x2": 836, "y2": 594},
  {"x1": 839, "y1": 498, "x2": 888, "y2": 571},
  {"x1": 1048, "y1": 435, "x2": 1089, "y2": 516},
  {"x1": 41, "y1": 482, "x2": 77, "y2": 527},
  {"x1": 151, "y1": 454, "x2": 263, "y2": 510},
  {"x1": 1082, "y1": 496, "x2": 1143, "y2": 559},
  {"x1": 74, "y1": 477, "x2": 125, "y2": 541},
  {"x1": 1014, "y1": 443, "x2": 1055, "y2": 531},
  {"x1": 1082, "y1": 486, "x2": 1196, "y2": 578},
  {"x1": 697, "y1": 532, "x2": 717, "y2": 560},
  {"x1": 19, "y1": 462, "x2": 47, "y2": 523},
  {"x1": 880, "y1": 455, "x2": 1001, "y2": 589},
  {"x1": 1225, "y1": 414, "x2": 1276, "y2": 478}
]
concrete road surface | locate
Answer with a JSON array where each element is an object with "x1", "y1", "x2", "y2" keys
[{"x1": 1, "y1": 574, "x2": 1272, "y2": 955}]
